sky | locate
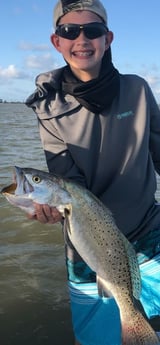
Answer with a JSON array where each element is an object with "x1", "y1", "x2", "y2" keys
[{"x1": 0, "y1": 0, "x2": 160, "y2": 103}]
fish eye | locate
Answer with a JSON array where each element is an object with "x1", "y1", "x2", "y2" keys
[{"x1": 32, "y1": 175, "x2": 41, "y2": 183}]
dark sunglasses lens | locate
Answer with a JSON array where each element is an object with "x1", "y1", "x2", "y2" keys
[
  {"x1": 84, "y1": 26, "x2": 104, "y2": 39},
  {"x1": 57, "y1": 25, "x2": 80, "y2": 39},
  {"x1": 84, "y1": 23, "x2": 107, "y2": 39}
]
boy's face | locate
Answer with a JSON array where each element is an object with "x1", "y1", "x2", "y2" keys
[{"x1": 51, "y1": 10, "x2": 113, "y2": 81}]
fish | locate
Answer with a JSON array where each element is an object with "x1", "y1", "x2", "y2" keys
[{"x1": 1, "y1": 166, "x2": 160, "y2": 345}]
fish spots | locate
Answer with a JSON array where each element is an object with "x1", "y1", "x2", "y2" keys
[{"x1": 3, "y1": 168, "x2": 158, "y2": 344}]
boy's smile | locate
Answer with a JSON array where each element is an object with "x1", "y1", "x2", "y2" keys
[{"x1": 51, "y1": 10, "x2": 113, "y2": 81}]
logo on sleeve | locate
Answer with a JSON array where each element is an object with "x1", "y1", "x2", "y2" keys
[{"x1": 116, "y1": 110, "x2": 134, "y2": 120}]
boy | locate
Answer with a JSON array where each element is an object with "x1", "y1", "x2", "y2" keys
[{"x1": 26, "y1": 0, "x2": 160, "y2": 344}]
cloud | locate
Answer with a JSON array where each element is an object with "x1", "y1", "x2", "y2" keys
[
  {"x1": 0, "y1": 65, "x2": 18, "y2": 78},
  {"x1": 139, "y1": 65, "x2": 160, "y2": 102},
  {"x1": 144, "y1": 75, "x2": 160, "y2": 88},
  {"x1": 18, "y1": 41, "x2": 50, "y2": 52},
  {"x1": 140, "y1": 64, "x2": 160, "y2": 81},
  {"x1": 0, "y1": 51, "x2": 63, "y2": 86},
  {"x1": 25, "y1": 53, "x2": 60, "y2": 70},
  {"x1": 118, "y1": 60, "x2": 160, "y2": 103},
  {"x1": 0, "y1": 65, "x2": 28, "y2": 80}
]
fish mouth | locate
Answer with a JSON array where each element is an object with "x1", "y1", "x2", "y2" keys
[
  {"x1": 1, "y1": 167, "x2": 35, "y2": 215},
  {"x1": 1, "y1": 182, "x2": 17, "y2": 195},
  {"x1": 1, "y1": 166, "x2": 33, "y2": 196}
]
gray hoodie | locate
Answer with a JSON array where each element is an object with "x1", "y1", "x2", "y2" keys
[{"x1": 26, "y1": 67, "x2": 160, "y2": 241}]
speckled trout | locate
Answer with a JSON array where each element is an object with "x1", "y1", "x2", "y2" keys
[{"x1": 1, "y1": 167, "x2": 160, "y2": 345}]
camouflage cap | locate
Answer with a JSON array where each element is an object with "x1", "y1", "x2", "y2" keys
[{"x1": 53, "y1": 0, "x2": 107, "y2": 27}]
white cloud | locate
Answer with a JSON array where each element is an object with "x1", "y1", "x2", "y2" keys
[
  {"x1": 141, "y1": 72, "x2": 160, "y2": 88},
  {"x1": 19, "y1": 41, "x2": 50, "y2": 52},
  {"x1": 0, "y1": 65, "x2": 18, "y2": 78},
  {"x1": 25, "y1": 53, "x2": 60, "y2": 70},
  {"x1": 156, "y1": 88, "x2": 160, "y2": 95},
  {"x1": 0, "y1": 51, "x2": 63, "y2": 87},
  {"x1": 116, "y1": 60, "x2": 160, "y2": 103},
  {"x1": 140, "y1": 64, "x2": 160, "y2": 83},
  {"x1": 0, "y1": 65, "x2": 29, "y2": 80},
  {"x1": 140, "y1": 67, "x2": 160, "y2": 103},
  {"x1": 145, "y1": 75, "x2": 159, "y2": 85}
]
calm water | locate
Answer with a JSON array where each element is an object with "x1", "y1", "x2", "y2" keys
[{"x1": 0, "y1": 104, "x2": 74, "y2": 345}]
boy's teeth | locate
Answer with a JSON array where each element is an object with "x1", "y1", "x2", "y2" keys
[{"x1": 75, "y1": 52, "x2": 92, "y2": 56}]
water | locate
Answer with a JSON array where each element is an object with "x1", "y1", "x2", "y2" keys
[
  {"x1": 1, "y1": 104, "x2": 160, "y2": 344},
  {"x1": 0, "y1": 104, "x2": 74, "y2": 345}
]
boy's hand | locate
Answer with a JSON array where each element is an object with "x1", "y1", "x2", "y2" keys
[{"x1": 28, "y1": 203, "x2": 62, "y2": 224}]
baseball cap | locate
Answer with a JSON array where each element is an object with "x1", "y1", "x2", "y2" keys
[{"x1": 53, "y1": 0, "x2": 108, "y2": 28}]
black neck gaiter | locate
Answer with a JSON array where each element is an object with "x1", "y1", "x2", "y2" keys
[{"x1": 62, "y1": 48, "x2": 120, "y2": 113}]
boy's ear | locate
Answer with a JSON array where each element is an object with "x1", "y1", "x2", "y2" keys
[
  {"x1": 105, "y1": 31, "x2": 114, "y2": 49},
  {"x1": 50, "y1": 34, "x2": 61, "y2": 52}
]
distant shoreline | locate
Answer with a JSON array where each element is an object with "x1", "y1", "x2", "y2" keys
[{"x1": 0, "y1": 101, "x2": 24, "y2": 104}]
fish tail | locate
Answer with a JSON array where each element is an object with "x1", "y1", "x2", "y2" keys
[{"x1": 121, "y1": 309, "x2": 160, "y2": 345}]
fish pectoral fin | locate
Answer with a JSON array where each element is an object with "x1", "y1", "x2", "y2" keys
[
  {"x1": 64, "y1": 207, "x2": 72, "y2": 235},
  {"x1": 97, "y1": 275, "x2": 113, "y2": 298}
]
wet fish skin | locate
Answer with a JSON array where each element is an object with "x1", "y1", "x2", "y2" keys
[{"x1": 1, "y1": 167, "x2": 160, "y2": 345}]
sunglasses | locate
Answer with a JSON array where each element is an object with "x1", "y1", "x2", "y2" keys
[{"x1": 55, "y1": 22, "x2": 108, "y2": 40}]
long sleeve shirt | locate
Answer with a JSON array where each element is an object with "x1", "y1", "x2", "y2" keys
[{"x1": 26, "y1": 68, "x2": 160, "y2": 242}]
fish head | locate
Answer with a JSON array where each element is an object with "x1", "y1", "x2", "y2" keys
[{"x1": 1, "y1": 166, "x2": 72, "y2": 215}]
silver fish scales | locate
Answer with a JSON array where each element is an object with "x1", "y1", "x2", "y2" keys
[{"x1": 1, "y1": 167, "x2": 160, "y2": 345}]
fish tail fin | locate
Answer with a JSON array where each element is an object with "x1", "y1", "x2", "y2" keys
[{"x1": 121, "y1": 309, "x2": 160, "y2": 345}]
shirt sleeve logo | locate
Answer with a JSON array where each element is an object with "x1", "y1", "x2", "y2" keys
[{"x1": 116, "y1": 110, "x2": 134, "y2": 120}]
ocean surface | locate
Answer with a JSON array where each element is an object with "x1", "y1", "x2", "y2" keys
[
  {"x1": 0, "y1": 104, "x2": 160, "y2": 345},
  {"x1": 0, "y1": 104, "x2": 74, "y2": 345}
]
